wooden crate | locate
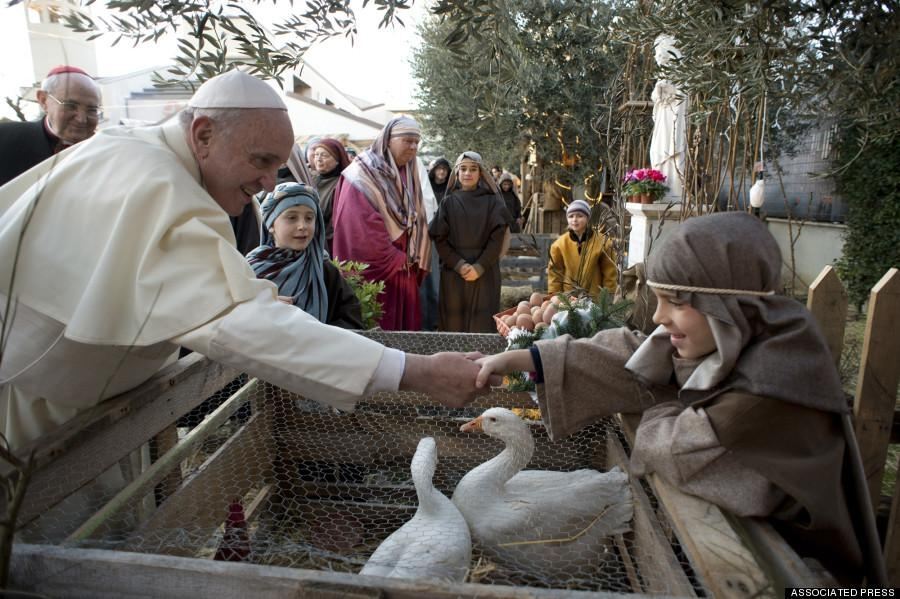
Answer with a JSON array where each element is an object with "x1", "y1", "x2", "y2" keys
[
  {"x1": 10, "y1": 330, "x2": 835, "y2": 598},
  {"x1": 500, "y1": 233, "x2": 554, "y2": 290},
  {"x1": 533, "y1": 207, "x2": 567, "y2": 235}
]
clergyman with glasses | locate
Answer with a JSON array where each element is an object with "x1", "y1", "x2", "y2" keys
[{"x1": 0, "y1": 65, "x2": 102, "y2": 186}]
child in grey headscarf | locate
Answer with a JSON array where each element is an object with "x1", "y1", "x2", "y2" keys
[{"x1": 247, "y1": 182, "x2": 363, "y2": 329}]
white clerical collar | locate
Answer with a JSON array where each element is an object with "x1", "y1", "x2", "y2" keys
[{"x1": 161, "y1": 118, "x2": 201, "y2": 184}]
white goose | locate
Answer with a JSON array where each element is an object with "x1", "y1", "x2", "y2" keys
[
  {"x1": 360, "y1": 437, "x2": 472, "y2": 582},
  {"x1": 452, "y1": 407, "x2": 633, "y2": 579}
]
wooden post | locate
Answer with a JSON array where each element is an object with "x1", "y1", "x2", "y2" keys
[
  {"x1": 852, "y1": 268, "x2": 900, "y2": 510},
  {"x1": 806, "y1": 265, "x2": 848, "y2": 369},
  {"x1": 152, "y1": 425, "x2": 183, "y2": 506}
]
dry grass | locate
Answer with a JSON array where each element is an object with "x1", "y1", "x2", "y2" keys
[{"x1": 500, "y1": 286, "x2": 535, "y2": 311}]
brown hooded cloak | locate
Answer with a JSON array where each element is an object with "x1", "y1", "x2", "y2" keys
[{"x1": 534, "y1": 212, "x2": 885, "y2": 585}]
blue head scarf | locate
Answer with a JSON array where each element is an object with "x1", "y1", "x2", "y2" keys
[{"x1": 246, "y1": 182, "x2": 329, "y2": 322}]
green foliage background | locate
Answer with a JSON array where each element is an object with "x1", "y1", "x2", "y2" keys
[
  {"x1": 413, "y1": 0, "x2": 626, "y2": 185},
  {"x1": 835, "y1": 134, "x2": 900, "y2": 310}
]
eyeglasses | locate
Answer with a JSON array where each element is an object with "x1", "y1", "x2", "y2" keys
[{"x1": 46, "y1": 93, "x2": 103, "y2": 120}]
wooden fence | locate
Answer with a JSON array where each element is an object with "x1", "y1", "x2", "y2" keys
[
  {"x1": 500, "y1": 233, "x2": 554, "y2": 290},
  {"x1": 807, "y1": 265, "x2": 900, "y2": 584}
]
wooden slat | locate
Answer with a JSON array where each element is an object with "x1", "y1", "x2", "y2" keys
[
  {"x1": 152, "y1": 425, "x2": 183, "y2": 506},
  {"x1": 852, "y1": 268, "x2": 900, "y2": 510},
  {"x1": 16, "y1": 355, "x2": 240, "y2": 527},
  {"x1": 618, "y1": 415, "x2": 774, "y2": 598},
  {"x1": 134, "y1": 411, "x2": 268, "y2": 543},
  {"x1": 67, "y1": 379, "x2": 261, "y2": 543},
  {"x1": 500, "y1": 256, "x2": 544, "y2": 269},
  {"x1": 646, "y1": 475, "x2": 775, "y2": 598},
  {"x1": 612, "y1": 535, "x2": 642, "y2": 593},
  {"x1": 10, "y1": 544, "x2": 619, "y2": 599},
  {"x1": 606, "y1": 434, "x2": 696, "y2": 596},
  {"x1": 806, "y1": 265, "x2": 848, "y2": 368},
  {"x1": 726, "y1": 517, "x2": 836, "y2": 590}
]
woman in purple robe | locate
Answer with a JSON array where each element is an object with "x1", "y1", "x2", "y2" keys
[{"x1": 331, "y1": 117, "x2": 431, "y2": 330}]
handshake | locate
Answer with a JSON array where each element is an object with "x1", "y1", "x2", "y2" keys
[{"x1": 398, "y1": 350, "x2": 537, "y2": 408}]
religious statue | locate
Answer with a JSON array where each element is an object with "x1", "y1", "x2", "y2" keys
[{"x1": 649, "y1": 34, "x2": 687, "y2": 202}]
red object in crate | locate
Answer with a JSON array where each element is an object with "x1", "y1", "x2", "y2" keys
[{"x1": 214, "y1": 500, "x2": 251, "y2": 562}]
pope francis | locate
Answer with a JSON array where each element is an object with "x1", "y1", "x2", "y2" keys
[{"x1": 0, "y1": 70, "x2": 488, "y2": 449}]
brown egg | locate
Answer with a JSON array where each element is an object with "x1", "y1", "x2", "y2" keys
[
  {"x1": 516, "y1": 301, "x2": 532, "y2": 316},
  {"x1": 541, "y1": 299, "x2": 551, "y2": 310},
  {"x1": 550, "y1": 295, "x2": 562, "y2": 306},
  {"x1": 531, "y1": 305, "x2": 541, "y2": 314},
  {"x1": 533, "y1": 308, "x2": 544, "y2": 323},
  {"x1": 515, "y1": 313, "x2": 535, "y2": 331},
  {"x1": 529, "y1": 291, "x2": 544, "y2": 307},
  {"x1": 534, "y1": 322, "x2": 548, "y2": 331},
  {"x1": 543, "y1": 304, "x2": 557, "y2": 325},
  {"x1": 504, "y1": 314, "x2": 518, "y2": 327}
]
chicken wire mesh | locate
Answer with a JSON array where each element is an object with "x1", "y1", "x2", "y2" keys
[{"x1": 18, "y1": 331, "x2": 703, "y2": 595}]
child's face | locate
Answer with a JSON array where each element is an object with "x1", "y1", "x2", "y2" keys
[
  {"x1": 651, "y1": 289, "x2": 717, "y2": 359},
  {"x1": 567, "y1": 211, "x2": 589, "y2": 235},
  {"x1": 457, "y1": 159, "x2": 481, "y2": 191},
  {"x1": 501, "y1": 180, "x2": 513, "y2": 192},
  {"x1": 270, "y1": 205, "x2": 316, "y2": 251}
]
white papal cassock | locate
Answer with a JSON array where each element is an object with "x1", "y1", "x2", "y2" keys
[{"x1": 0, "y1": 119, "x2": 403, "y2": 449}]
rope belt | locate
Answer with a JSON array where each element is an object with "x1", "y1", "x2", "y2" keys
[{"x1": 647, "y1": 280, "x2": 776, "y2": 297}]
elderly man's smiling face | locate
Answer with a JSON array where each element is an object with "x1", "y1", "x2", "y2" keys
[
  {"x1": 193, "y1": 109, "x2": 294, "y2": 216},
  {"x1": 37, "y1": 73, "x2": 101, "y2": 145}
]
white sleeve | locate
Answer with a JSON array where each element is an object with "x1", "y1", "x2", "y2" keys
[
  {"x1": 417, "y1": 157, "x2": 437, "y2": 222},
  {"x1": 173, "y1": 290, "x2": 405, "y2": 411}
]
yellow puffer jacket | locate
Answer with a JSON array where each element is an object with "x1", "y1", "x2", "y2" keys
[{"x1": 547, "y1": 229, "x2": 617, "y2": 297}]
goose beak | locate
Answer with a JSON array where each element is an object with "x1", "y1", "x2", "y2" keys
[{"x1": 460, "y1": 416, "x2": 483, "y2": 433}]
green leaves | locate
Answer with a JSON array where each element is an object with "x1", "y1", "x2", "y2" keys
[
  {"x1": 57, "y1": 1, "x2": 413, "y2": 87},
  {"x1": 834, "y1": 131, "x2": 900, "y2": 310},
  {"x1": 330, "y1": 259, "x2": 386, "y2": 330},
  {"x1": 414, "y1": 0, "x2": 626, "y2": 182}
]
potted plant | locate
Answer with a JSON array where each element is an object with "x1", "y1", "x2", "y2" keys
[
  {"x1": 622, "y1": 168, "x2": 668, "y2": 203},
  {"x1": 330, "y1": 259, "x2": 385, "y2": 329}
]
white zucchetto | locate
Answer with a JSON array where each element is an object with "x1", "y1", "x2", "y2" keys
[{"x1": 188, "y1": 69, "x2": 287, "y2": 111}]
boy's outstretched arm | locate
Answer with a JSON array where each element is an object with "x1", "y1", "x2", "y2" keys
[{"x1": 474, "y1": 350, "x2": 535, "y2": 388}]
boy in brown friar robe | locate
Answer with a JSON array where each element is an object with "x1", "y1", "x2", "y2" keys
[
  {"x1": 429, "y1": 151, "x2": 510, "y2": 333},
  {"x1": 475, "y1": 212, "x2": 886, "y2": 586}
]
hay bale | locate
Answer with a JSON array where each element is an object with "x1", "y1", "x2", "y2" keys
[{"x1": 500, "y1": 286, "x2": 534, "y2": 311}]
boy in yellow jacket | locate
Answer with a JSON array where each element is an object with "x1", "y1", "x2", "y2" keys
[{"x1": 547, "y1": 200, "x2": 617, "y2": 297}]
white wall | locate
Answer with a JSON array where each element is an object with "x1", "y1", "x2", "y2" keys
[
  {"x1": 766, "y1": 217, "x2": 847, "y2": 293},
  {"x1": 627, "y1": 211, "x2": 847, "y2": 295},
  {"x1": 285, "y1": 97, "x2": 383, "y2": 140},
  {"x1": 97, "y1": 69, "x2": 160, "y2": 126},
  {"x1": 0, "y1": 4, "x2": 36, "y2": 120}
]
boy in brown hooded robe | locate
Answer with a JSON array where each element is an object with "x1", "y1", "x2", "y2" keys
[{"x1": 475, "y1": 211, "x2": 886, "y2": 586}]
